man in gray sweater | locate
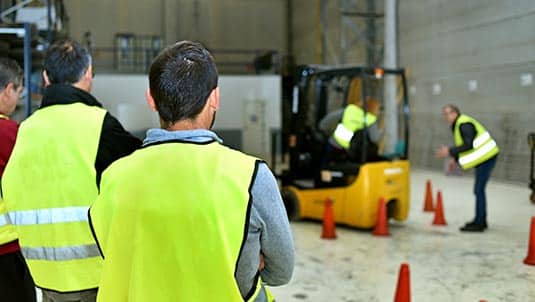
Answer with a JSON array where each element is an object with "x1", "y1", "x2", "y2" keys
[{"x1": 89, "y1": 41, "x2": 294, "y2": 301}]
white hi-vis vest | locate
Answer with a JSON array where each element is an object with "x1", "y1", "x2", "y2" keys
[
  {"x1": 2, "y1": 103, "x2": 105, "y2": 292},
  {"x1": 333, "y1": 104, "x2": 377, "y2": 150},
  {"x1": 454, "y1": 114, "x2": 499, "y2": 170}
]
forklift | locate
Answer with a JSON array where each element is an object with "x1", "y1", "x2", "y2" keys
[
  {"x1": 529, "y1": 133, "x2": 535, "y2": 203},
  {"x1": 279, "y1": 65, "x2": 410, "y2": 228}
]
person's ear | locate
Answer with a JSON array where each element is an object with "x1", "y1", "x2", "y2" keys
[
  {"x1": 84, "y1": 65, "x2": 93, "y2": 81},
  {"x1": 207, "y1": 87, "x2": 220, "y2": 111},
  {"x1": 145, "y1": 88, "x2": 158, "y2": 112},
  {"x1": 5, "y1": 82, "x2": 15, "y2": 95},
  {"x1": 42, "y1": 70, "x2": 51, "y2": 87},
  {"x1": 1, "y1": 83, "x2": 15, "y2": 101}
]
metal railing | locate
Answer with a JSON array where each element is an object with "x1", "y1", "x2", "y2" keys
[{"x1": 91, "y1": 46, "x2": 281, "y2": 75}]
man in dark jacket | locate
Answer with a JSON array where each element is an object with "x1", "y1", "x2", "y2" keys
[
  {"x1": 1, "y1": 39, "x2": 141, "y2": 302},
  {"x1": 436, "y1": 104, "x2": 499, "y2": 232}
]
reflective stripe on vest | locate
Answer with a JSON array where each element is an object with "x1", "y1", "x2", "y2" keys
[
  {"x1": 9, "y1": 206, "x2": 89, "y2": 225},
  {"x1": 334, "y1": 124, "x2": 354, "y2": 143},
  {"x1": 0, "y1": 199, "x2": 18, "y2": 245},
  {"x1": 472, "y1": 131, "x2": 490, "y2": 149},
  {"x1": 458, "y1": 139, "x2": 497, "y2": 168},
  {"x1": 9, "y1": 207, "x2": 96, "y2": 261},
  {"x1": 1, "y1": 103, "x2": 105, "y2": 292},
  {"x1": 0, "y1": 214, "x2": 9, "y2": 227},
  {"x1": 454, "y1": 114, "x2": 499, "y2": 170},
  {"x1": 90, "y1": 141, "x2": 264, "y2": 302},
  {"x1": 23, "y1": 244, "x2": 100, "y2": 261},
  {"x1": 333, "y1": 104, "x2": 377, "y2": 149}
]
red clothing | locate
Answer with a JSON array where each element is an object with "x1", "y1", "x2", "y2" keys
[
  {"x1": 0, "y1": 240, "x2": 20, "y2": 256},
  {"x1": 0, "y1": 117, "x2": 18, "y2": 177},
  {"x1": 0, "y1": 116, "x2": 20, "y2": 255}
]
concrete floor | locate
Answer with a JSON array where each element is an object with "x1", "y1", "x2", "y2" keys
[
  {"x1": 270, "y1": 169, "x2": 535, "y2": 302},
  {"x1": 35, "y1": 169, "x2": 534, "y2": 302}
]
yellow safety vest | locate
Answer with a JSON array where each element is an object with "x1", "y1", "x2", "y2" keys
[
  {"x1": 90, "y1": 141, "x2": 267, "y2": 302},
  {"x1": 2, "y1": 103, "x2": 105, "y2": 292},
  {"x1": 333, "y1": 104, "x2": 377, "y2": 150},
  {"x1": 0, "y1": 197, "x2": 18, "y2": 246},
  {"x1": 0, "y1": 114, "x2": 18, "y2": 246},
  {"x1": 454, "y1": 114, "x2": 499, "y2": 170}
]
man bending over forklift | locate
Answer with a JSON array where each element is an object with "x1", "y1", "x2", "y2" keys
[{"x1": 319, "y1": 98, "x2": 382, "y2": 165}]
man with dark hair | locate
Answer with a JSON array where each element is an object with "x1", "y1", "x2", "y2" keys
[
  {"x1": 90, "y1": 41, "x2": 294, "y2": 302},
  {"x1": 2, "y1": 40, "x2": 141, "y2": 302},
  {"x1": 0, "y1": 57, "x2": 36, "y2": 302},
  {"x1": 436, "y1": 104, "x2": 499, "y2": 232}
]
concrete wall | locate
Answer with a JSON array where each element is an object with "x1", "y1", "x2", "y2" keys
[
  {"x1": 400, "y1": 0, "x2": 535, "y2": 182},
  {"x1": 65, "y1": 0, "x2": 287, "y2": 52},
  {"x1": 66, "y1": 0, "x2": 164, "y2": 46},
  {"x1": 290, "y1": 0, "x2": 534, "y2": 183},
  {"x1": 92, "y1": 74, "x2": 281, "y2": 162},
  {"x1": 21, "y1": 0, "x2": 532, "y2": 182},
  {"x1": 291, "y1": 0, "x2": 372, "y2": 65}
]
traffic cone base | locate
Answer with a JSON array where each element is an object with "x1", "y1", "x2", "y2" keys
[
  {"x1": 432, "y1": 191, "x2": 447, "y2": 226},
  {"x1": 321, "y1": 198, "x2": 337, "y2": 239},
  {"x1": 394, "y1": 263, "x2": 411, "y2": 302},
  {"x1": 524, "y1": 217, "x2": 535, "y2": 265},
  {"x1": 373, "y1": 197, "x2": 390, "y2": 236},
  {"x1": 423, "y1": 179, "x2": 434, "y2": 212}
]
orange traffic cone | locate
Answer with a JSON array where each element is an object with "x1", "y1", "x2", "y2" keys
[
  {"x1": 373, "y1": 197, "x2": 390, "y2": 236},
  {"x1": 394, "y1": 263, "x2": 411, "y2": 302},
  {"x1": 432, "y1": 191, "x2": 447, "y2": 226},
  {"x1": 321, "y1": 198, "x2": 337, "y2": 239},
  {"x1": 523, "y1": 216, "x2": 535, "y2": 265},
  {"x1": 423, "y1": 179, "x2": 434, "y2": 212}
]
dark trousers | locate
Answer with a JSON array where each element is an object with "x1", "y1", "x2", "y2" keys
[
  {"x1": 0, "y1": 250, "x2": 36, "y2": 302},
  {"x1": 473, "y1": 156, "x2": 497, "y2": 224},
  {"x1": 42, "y1": 288, "x2": 97, "y2": 302},
  {"x1": 322, "y1": 140, "x2": 346, "y2": 167}
]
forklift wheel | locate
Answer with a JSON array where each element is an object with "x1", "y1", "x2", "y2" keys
[
  {"x1": 531, "y1": 192, "x2": 535, "y2": 204},
  {"x1": 281, "y1": 188, "x2": 301, "y2": 221}
]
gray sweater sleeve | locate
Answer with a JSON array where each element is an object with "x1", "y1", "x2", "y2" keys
[
  {"x1": 367, "y1": 122, "x2": 383, "y2": 144},
  {"x1": 235, "y1": 163, "x2": 295, "y2": 298},
  {"x1": 318, "y1": 109, "x2": 344, "y2": 136}
]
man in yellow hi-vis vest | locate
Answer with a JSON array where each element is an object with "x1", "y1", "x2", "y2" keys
[
  {"x1": 436, "y1": 104, "x2": 499, "y2": 232},
  {"x1": 89, "y1": 41, "x2": 294, "y2": 302},
  {"x1": 2, "y1": 40, "x2": 141, "y2": 302},
  {"x1": 320, "y1": 98, "x2": 382, "y2": 164}
]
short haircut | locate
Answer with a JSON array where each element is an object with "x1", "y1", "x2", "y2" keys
[
  {"x1": 44, "y1": 39, "x2": 91, "y2": 84},
  {"x1": 149, "y1": 41, "x2": 218, "y2": 124},
  {"x1": 0, "y1": 57, "x2": 23, "y2": 91},
  {"x1": 443, "y1": 104, "x2": 460, "y2": 115}
]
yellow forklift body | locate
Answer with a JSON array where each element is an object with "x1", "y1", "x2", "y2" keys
[{"x1": 284, "y1": 160, "x2": 410, "y2": 228}]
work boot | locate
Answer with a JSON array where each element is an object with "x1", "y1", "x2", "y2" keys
[
  {"x1": 460, "y1": 221, "x2": 487, "y2": 232},
  {"x1": 463, "y1": 220, "x2": 488, "y2": 229}
]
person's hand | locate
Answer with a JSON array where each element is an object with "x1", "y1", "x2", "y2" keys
[
  {"x1": 435, "y1": 146, "x2": 450, "y2": 159},
  {"x1": 258, "y1": 253, "x2": 265, "y2": 271},
  {"x1": 447, "y1": 158, "x2": 457, "y2": 172}
]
